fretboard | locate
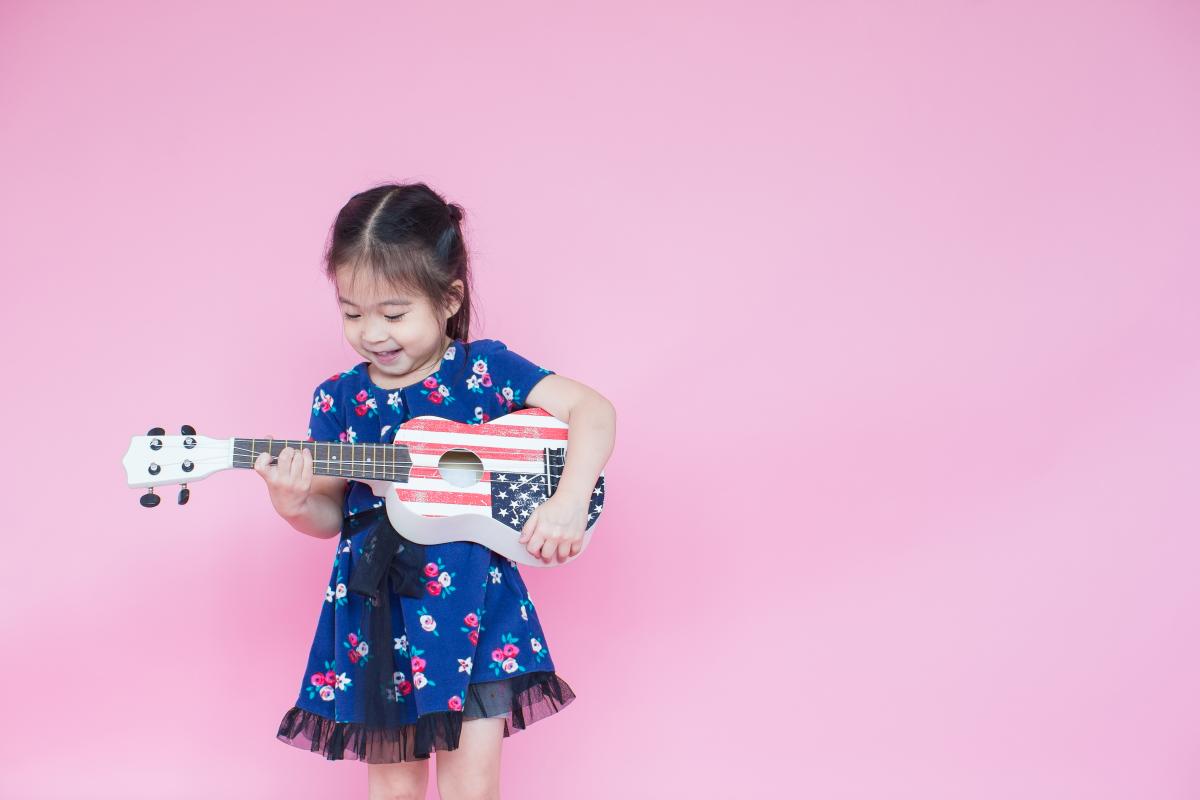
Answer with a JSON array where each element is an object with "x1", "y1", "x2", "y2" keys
[{"x1": 231, "y1": 438, "x2": 413, "y2": 482}]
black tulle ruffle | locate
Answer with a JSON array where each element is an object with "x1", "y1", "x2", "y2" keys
[{"x1": 276, "y1": 671, "x2": 576, "y2": 763}]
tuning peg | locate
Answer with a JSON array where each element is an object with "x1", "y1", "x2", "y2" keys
[
  {"x1": 140, "y1": 488, "x2": 161, "y2": 507},
  {"x1": 147, "y1": 427, "x2": 165, "y2": 436},
  {"x1": 178, "y1": 484, "x2": 190, "y2": 505},
  {"x1": 181, "y1": 424, "x2": 196, "y2": 436}
]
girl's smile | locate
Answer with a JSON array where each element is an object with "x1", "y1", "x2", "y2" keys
[{"x1": 371, "y1": 348, "x2": 402, "y2": 364}]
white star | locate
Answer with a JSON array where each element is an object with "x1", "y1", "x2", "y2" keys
[
  {"x1": 498, "y1": 491, "x2": 507, "y2": 499},
  {"x1": 593, "y1": 486, "x2": 603, "y2": 496},
  {"x1": 594, "y1": 503, "x2": 603, "y2": 512}
]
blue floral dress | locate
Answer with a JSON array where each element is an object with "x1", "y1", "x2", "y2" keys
[{"x1": 276, "y1": 338, "x2": 576, "y2": 763}]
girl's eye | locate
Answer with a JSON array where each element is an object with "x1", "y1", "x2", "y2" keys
[{"x1": 343, "y1": 313, "x2": 406, "y2": 321}]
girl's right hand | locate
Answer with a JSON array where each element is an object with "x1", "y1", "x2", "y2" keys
[{"x1": 253, "y1": 436, "x2": 314, "y2": 519}]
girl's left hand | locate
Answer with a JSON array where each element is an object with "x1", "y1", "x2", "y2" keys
[{"x1": 518, "y1": 492, "x2": 588, "y2": 565}]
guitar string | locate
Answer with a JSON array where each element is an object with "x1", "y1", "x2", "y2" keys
[
  {"x1": 144, "y1": 442, "x2": 566, "y2": 460},
  {"x1": 147, "y1": 442, "x2": 567, "y2": 463},
  {"x1": 227, "y1": 445, "x2": 566, "y2": 472},
  {"x1": 139, "y1": 452, "x2": 570, "y2": 483}
]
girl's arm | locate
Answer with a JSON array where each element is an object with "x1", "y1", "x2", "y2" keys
[{"x1": 525, "y1": 374, "x2": 616, "y2": 504}]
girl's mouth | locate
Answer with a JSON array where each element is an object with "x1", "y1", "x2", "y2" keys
[{"x1": 373, "y1": 349, "x2": 401, "y2": 363}]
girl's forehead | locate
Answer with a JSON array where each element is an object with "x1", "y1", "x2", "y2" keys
[{"x1": 335, "y1": 266, "x2": 423, "y2": 305}]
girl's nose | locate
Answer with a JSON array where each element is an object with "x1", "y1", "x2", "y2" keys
[{"x1": 364, "y1": 317, "x2": 391, "y2": 342}]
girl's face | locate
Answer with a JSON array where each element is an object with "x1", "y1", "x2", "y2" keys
[{"x1": 334, "y1": 265, "x2": 463, "y2": 388}]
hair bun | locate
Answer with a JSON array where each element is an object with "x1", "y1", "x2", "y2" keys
[{"x1": 447, "y1": 203, "x2": 462, "y2": 223}]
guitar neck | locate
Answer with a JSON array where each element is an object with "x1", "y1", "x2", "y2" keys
[{"x1": 231, "y1": 438, "x2": 413, "y2": 482}]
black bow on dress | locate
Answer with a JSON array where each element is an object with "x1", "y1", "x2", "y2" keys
[{"x1": 342, "y1": 505, "x2": 429, "y2": 729}]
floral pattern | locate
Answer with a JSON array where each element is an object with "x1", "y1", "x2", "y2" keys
[{"x1": 287, "y1": 338, "x2": 566, "y2": 731}]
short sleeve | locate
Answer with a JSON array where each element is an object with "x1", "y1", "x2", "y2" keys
[
  {"x1": 306, "y1": 379, "x2": 345, "y2": 442},
  {"x1": 478, "y1": 339, "x2": 555, "y2": 415}
]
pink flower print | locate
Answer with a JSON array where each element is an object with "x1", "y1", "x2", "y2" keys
[
  {"x1": 480, "y1": 374, "x2": 492, "y2": 387},
  {"x1": 448, "y1": 695, "x2": 463, "y2": 711},
  {"x1": 355, "y1": 404, "x2": 369, "y2": 416},
  {"x1": 407, "y1": 646, "x2": 434, "y2": 690},
  {"x1": 423, "y1": 376, "x2": 439, "y2": 389},
  {"x1": 472, "y1": 357, "x2": 488, "y2": 376},
  {"x1": 489, "y1": 633, "x2": 528, "y2": 677},
  {"x1": 344, "y1": 631, "x2": 370, "y2": 665},
  {"x1": 429, "y1": 392, "x2": 443, "y2": 404},
  {"x1": 398, "y1": 680, "x2": 412, "y2": 696},
  {"x1": 356, "y1": 390, "x2": 368, "y2": 403},
  {"x1": 305, "y1": 660, "x2": 345, "y2": 701},
  {"x1": 423, "y1": 558, "x2": 457, "y2": 598},
  {"x1": 327, "y1": 373, "x2": 341, "y2": 382},
  {"x1": 314, "y1": 389, "x2": 334, "y2": 413},
  {"x1": 464, "y1": 612, "x2": 479, "y2": 627},
  {"x1": 468, "y1": 630, "x2": 479, "y2": 645}
]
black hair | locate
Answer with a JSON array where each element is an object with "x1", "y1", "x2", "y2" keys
[{"x1": 324, "y1": 182, "x2": 474, "y2": 360}]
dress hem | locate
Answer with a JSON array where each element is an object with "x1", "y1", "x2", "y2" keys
[{"x1": 276, "y1": 670, "x2": 576, "y2": 763}]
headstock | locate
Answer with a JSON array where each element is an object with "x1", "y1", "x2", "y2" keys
[{"x1": 123, "y1": 424, "x2": 227, "y2": 507}]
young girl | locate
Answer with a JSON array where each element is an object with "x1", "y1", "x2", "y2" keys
[{"x1": 255, "y1": 182, "x2": 616, "y2": 799}]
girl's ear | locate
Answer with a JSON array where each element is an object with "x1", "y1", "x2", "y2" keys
[{"x1": 445, "y1": 279, "x2": 465, "y2": 317}]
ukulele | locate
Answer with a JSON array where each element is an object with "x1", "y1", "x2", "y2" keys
[{"x1": 123, "y1": 408, "x2": 605, "y2": 567}]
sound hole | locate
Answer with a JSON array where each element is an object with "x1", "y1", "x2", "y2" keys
[{"x1": 438, "y1": 448, "x2": 483, "y2": 488}]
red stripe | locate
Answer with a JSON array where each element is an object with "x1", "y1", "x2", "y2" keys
[
  {"x1": 394, "y1": 487, "x2": 493, "y2": 506},
  {"x1": 401, "y1": 417, "x2": 567, "y2": 440}
]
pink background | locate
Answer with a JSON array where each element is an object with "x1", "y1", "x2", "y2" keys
[{"x1": 3, "y1": 1, "x2": 1198, "y2": 797}]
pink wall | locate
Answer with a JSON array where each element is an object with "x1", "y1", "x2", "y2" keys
[{"x1": 3, "y1": 1, "x2": 1198, "y2": 797}]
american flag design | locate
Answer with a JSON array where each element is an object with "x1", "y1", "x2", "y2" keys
[{"x1": 389, "y1": 407, "x2": 605, "y2": 530}]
